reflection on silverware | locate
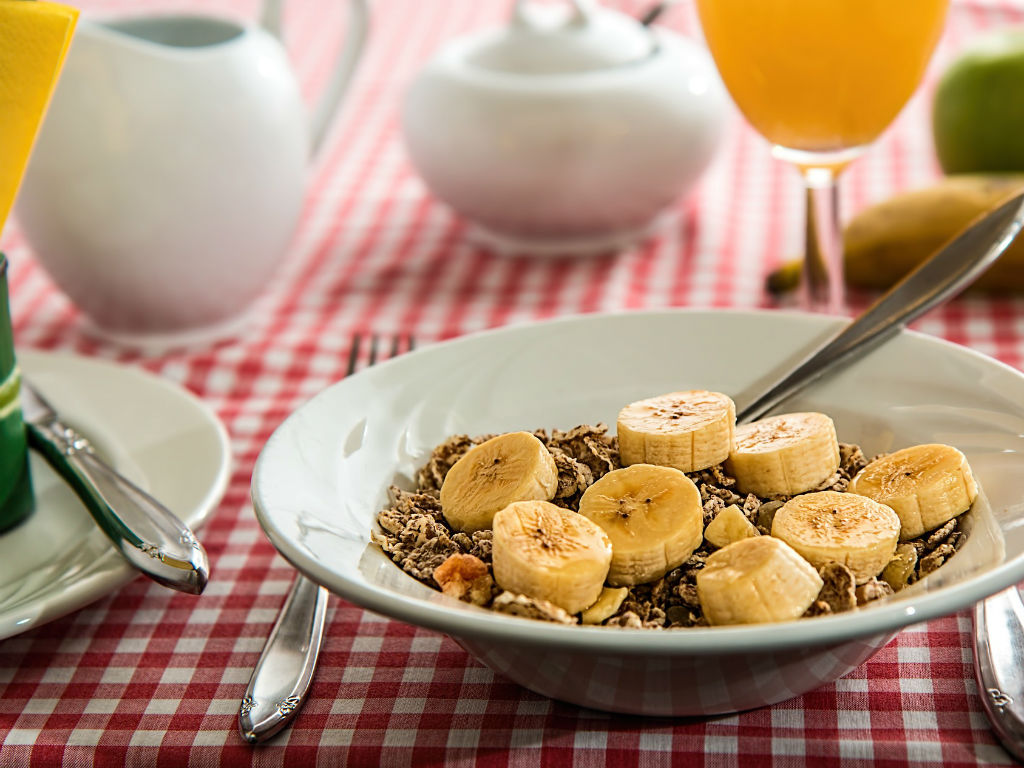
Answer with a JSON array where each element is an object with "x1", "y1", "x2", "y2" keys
[
  {"x1": 20, "y1": 377, "x2": 209, "y2": 595},
  {"x1": 974, "y1": 587, "x2": 1024, "y2": 763},
  {"x1": 240, "y1": 334, "x2": 415, "y2": 744}
]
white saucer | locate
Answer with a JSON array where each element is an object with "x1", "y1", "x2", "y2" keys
[{"x1": 0, "y1": 351, "x2": 231, "y2": 641}]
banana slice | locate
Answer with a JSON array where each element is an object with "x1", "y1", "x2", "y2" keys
[
  {"x1": 881, "y1": 543, "x2": 918, "y2": 592},
  {"x1": 492, "y1": 500, "x2": 612, "y2": 615},
  {"x1": 725, "y1": 412, "x2": 840, "y2": 497},
  {"x1": 617, "y1": 390, "x2": 735, "y2": 472},
  {"x1": 848, "y1": 443, "x2": 977, "y2": 540},
  {"x1": 578, "y1": 464, "x2": 703, "y2": 586},
  {"x1": 696, "y1": 536, "x2": 824, "y2": 625},
  {"x1": 771, "y1": 490, "x2": 901, "y2": 584},
  {"x1": 440, "y1": 431, "x2": 558, "y2": 532},
  {"x1": 580, "y1": 586, "x2": 629, "y2": 625},
  {"x1": 704, "y1": 504, "x2": 759, "y2": 549}
]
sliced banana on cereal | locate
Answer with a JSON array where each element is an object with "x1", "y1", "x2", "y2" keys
[
  {"x1": 440, "y1": 431, "x2": 558, "y2": 533},
  {"x1": 617, "y1": 390, "x2": 735, "y2": 472},
  {"x1": 704, "y1": 504, "x2": 760, "y2": 549},
  {"x1": 725, "y1": 412, "x2": 840, "y2": 497},
  {"x1": 771, "y1": 490, "x2": 901, "y2": 584},
  {"x1": 578, "y1": 463, "x2": 703, "y2": 586},
  {"x1": 580, "y1": 586, "x2": 629, "y2": 625},
  {"x1": 492, "y1": 500, "x2": 612, "y2": 615},
  {"x1": 849, "y1": 443, "x2": 977, "y2": 540},
  {"x1": 696, "y1": 536, "x2": 824, "y2": 626}
]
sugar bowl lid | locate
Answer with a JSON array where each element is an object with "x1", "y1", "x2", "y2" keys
[{"x1": 466, "y1": 0, "x2": 657, "y2": 75}]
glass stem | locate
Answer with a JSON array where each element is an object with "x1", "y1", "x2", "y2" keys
[{"x1": 800, "y1": 166, "x2": 844, "y2": 314}]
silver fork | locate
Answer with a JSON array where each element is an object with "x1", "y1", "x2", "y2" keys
[{"x1": 239, "y1": 334, "x2": 414, "y2": 744}]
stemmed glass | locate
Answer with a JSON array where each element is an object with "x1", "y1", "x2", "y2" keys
[{"x1": 695, "y1": 0, "x2": 949, "y2": 313}]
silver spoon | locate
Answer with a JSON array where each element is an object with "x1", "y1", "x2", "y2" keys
[
  {"x1": 736, "y1": 190, "x2": 1024, "y2": 422},
  {"x1": 734, "y1": 189, "x2": 1024, "y2": 763}
]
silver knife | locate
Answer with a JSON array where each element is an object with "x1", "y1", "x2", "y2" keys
[{"x1": 20, "y1": 378, "x2": 209, "y2": 595}]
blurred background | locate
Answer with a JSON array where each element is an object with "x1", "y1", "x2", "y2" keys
[{"x1": 6, "y1": 0, "x2": 1020, "y2": 355}]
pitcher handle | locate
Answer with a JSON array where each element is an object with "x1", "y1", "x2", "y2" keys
[{"x1": 260, "y1": 0, "x2": 370, "y2": 157}]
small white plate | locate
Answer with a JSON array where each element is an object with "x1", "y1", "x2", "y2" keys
[{"x1": 0, "y1": 351, "x2": 231, "y2": 641}]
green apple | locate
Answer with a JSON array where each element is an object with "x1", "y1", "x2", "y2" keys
[{"x1": 933, "y1": 28, "x2": 1024, "y2": 173}]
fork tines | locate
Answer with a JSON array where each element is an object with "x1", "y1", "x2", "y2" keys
[{"x1": 347, "y1": 334, "x2": 415, "y2": 374}]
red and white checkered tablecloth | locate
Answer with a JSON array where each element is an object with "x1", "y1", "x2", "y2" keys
[{"x1": 3, "y1": 0, "x2": 1024, "y2": 765}]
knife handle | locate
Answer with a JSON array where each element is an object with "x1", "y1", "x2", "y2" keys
[{"x1": 27, "y1": 419, "x2": 209, "y2": 595}]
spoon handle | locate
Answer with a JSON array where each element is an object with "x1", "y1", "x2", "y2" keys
[
  {"x1": 25, "y1": 413, "x2": 209, "y2": 595},
  {"x1": 973, "y1": 587, "x2": 1024, "y2": 763},
  {"x1": 737, "y1": 190, "x2": 1024, "y2": 424},
  {"x1": 239, "y1": 574, "x2": 329, "y2": 744}
]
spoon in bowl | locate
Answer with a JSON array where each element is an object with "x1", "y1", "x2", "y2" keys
[{"x1": 733, "y1": 189, "x2": 1024, "y2": 761}]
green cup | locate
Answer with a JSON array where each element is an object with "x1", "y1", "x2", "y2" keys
[{"x1": 0, "y1": 255, "x2": 33, "y2": 532}]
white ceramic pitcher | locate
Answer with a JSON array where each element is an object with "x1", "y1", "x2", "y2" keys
[{"x1": 15, "y1": 1, "x2": 368, "y2": 348}]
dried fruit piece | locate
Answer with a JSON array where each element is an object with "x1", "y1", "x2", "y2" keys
[
  {"x1": 855, "y1": 578, "x2": 894, "y2": 605},
  {"x1": 433, "y1": 553, "x2": 493, "y2": 606}
]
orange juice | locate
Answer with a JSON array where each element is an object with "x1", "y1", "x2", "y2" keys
[{"x1": 695, "y1": 0, "x2": 948, "y2": 154}]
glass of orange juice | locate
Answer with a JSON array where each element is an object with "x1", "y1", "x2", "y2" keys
[{"x1": 695, "y1": 0, "x2": 948, "y2": 312}]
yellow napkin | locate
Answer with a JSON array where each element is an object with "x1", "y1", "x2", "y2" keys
[{"x1": 0, "y1": 0, "x2": 78, "y2": 234}]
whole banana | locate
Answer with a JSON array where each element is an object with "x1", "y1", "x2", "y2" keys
[{"x1": 767, "y1": 174, "x2": 1024, "y2": 294}]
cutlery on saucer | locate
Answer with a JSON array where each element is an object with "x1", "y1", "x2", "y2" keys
[
  {"x1": 240, "y1": 334, "x2": 414, "y2": 744},
  {"x1": 21, "y1": 378, "x2": 210, "y2": 595}
]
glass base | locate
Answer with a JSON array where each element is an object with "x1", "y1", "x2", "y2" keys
[
  {"x1": 772, "y1": 143, "x2": 868, "y2": 175},
  {"x1": 0, "y1": 454, "x2": 34, "y2": 534}
]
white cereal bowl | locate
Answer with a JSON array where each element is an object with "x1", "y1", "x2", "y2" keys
[{"x1": 251, "y1": 310, "x2": 1024, "y2": 716}]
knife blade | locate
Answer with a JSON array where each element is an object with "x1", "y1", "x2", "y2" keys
[{"x1": 20, "y1": 377, "x2": 209, "y2": 595}]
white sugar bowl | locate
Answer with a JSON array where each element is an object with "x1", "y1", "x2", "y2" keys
[{"x1": 401, "y1": 0, "x2": 727, "y2": 256}]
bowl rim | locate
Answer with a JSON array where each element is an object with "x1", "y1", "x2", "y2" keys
[{"x1": 253, "y1": 308, "x2": 1024, "y2": 654}]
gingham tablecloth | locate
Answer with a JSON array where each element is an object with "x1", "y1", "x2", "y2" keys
[{"x1": 3, "y1": 0, "x2": 1024, "y2": 765}]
